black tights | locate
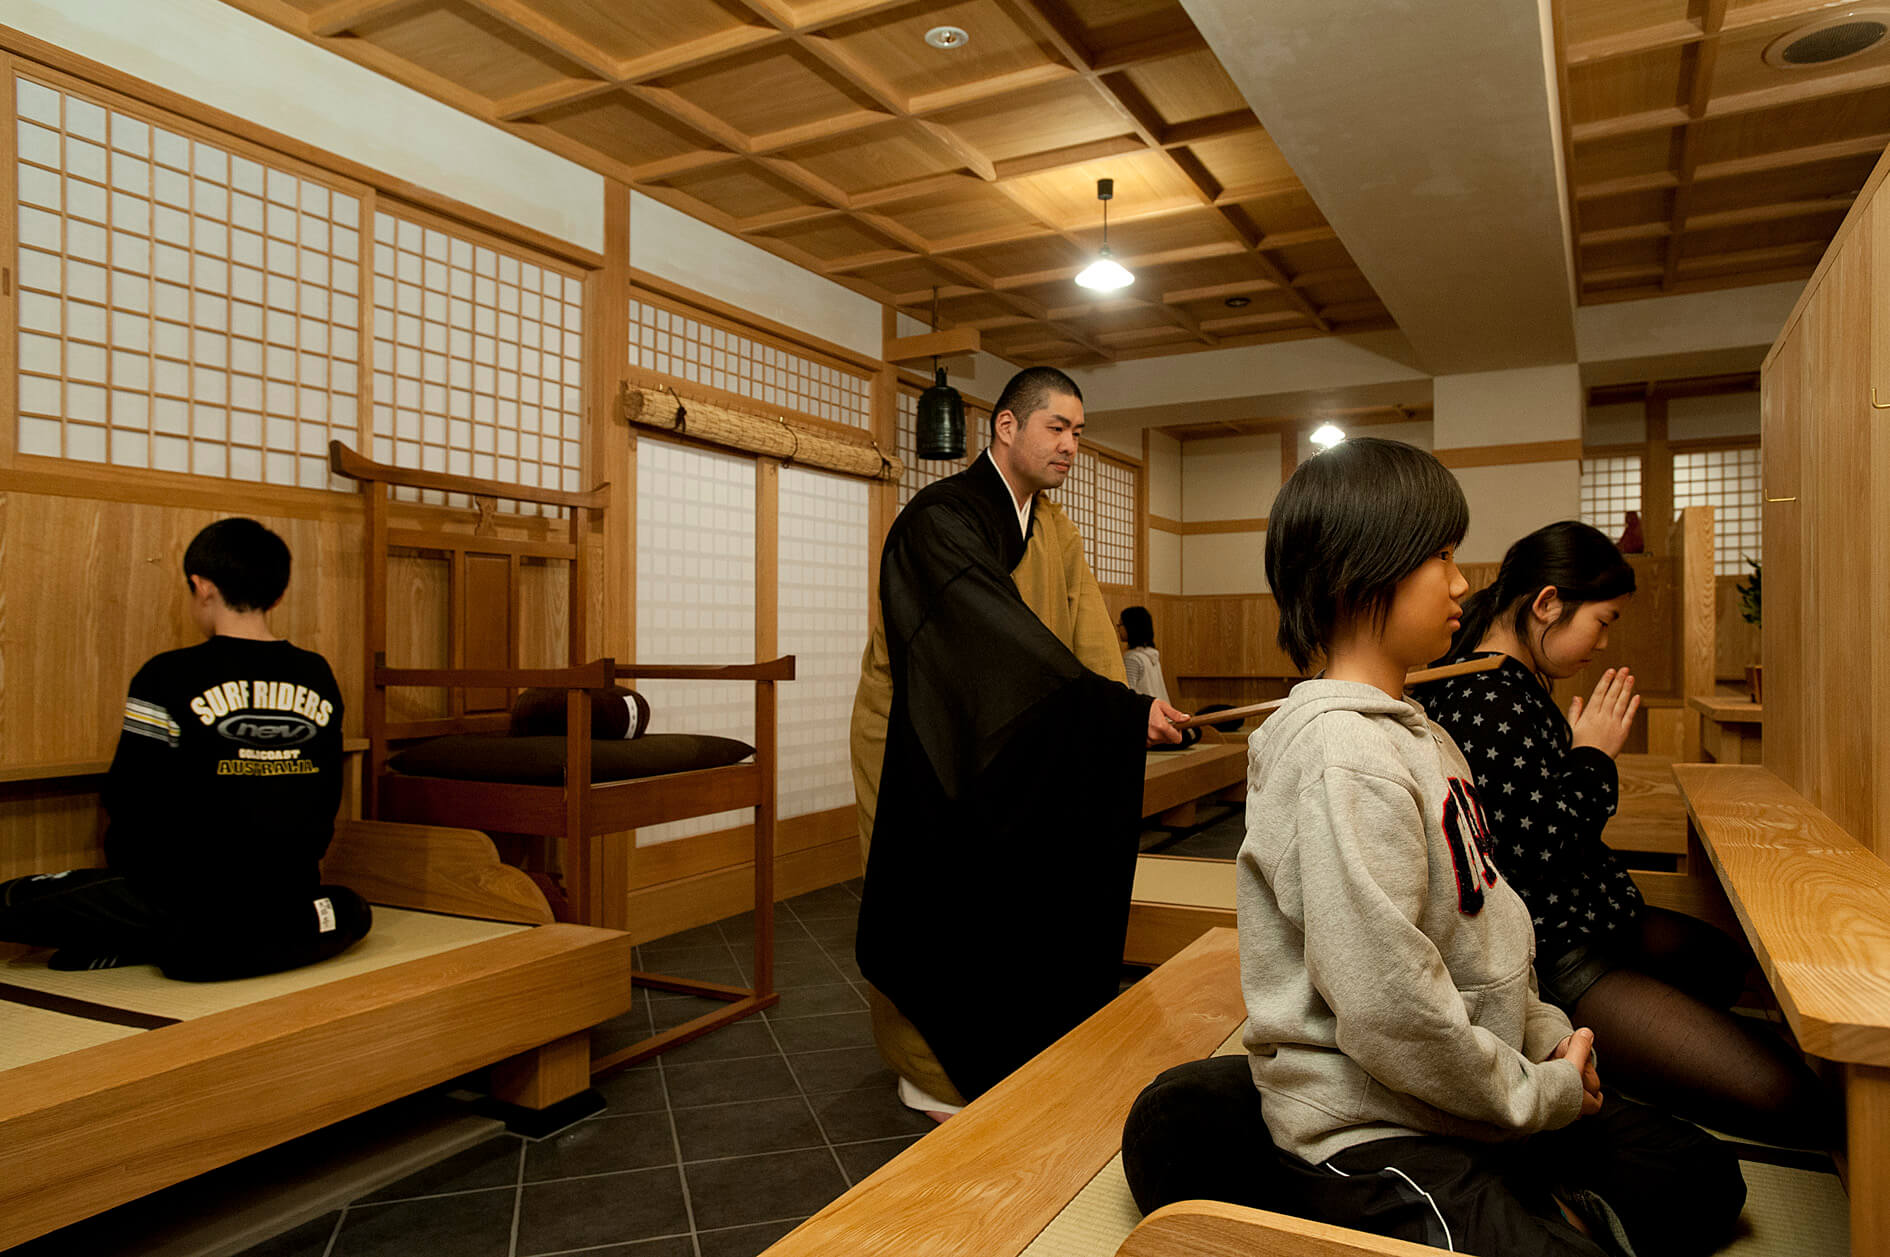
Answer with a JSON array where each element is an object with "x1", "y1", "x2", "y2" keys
[{"x1": 1568, "y1": 907, "x2": 1838, "y2": 1148}]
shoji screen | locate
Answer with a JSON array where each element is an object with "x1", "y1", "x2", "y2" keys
[
  {"x1": 778, "y1": 466, "x2": 869, "y2": 822},
  {"x1": 628, "y1": 291, "x2": 875, "y2": 833},
  {"x1": 1047, "y1": 448, "x2": 1140, "y2": 588},
  {"x1": 1580, "y1": 455, "x2": 1642, "y2": 537},
  {"x1": 13, "y1": 73, "x2": 365, "y2": 488},
  {"x1": 627, "y1": 296, "x2": 869, "y2": 428},
  {"x1": 370, "y1": 209, "x2": 585, "y2": 513},
  {"x1": 1674, "y1": 446, "x2": 1762, "y2": 574},
  {"x1": 635, "y1": 438, "x2": 756, "y2": 843}
]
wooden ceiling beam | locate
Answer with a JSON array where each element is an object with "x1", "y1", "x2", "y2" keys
[
  {"x1": 1695, "y1": 130, "x2": 1890, "y2": 182},
  {"x1": 849, "y1": 173, "x2": 978, "y2": 210},
  {"x1": 920, "y1": 250, "x2": 1117, "y2": 360},
  {"x1": 996, "y1": 240, "x2": 1248, "y2": 288},
  {"x1": 1661, "y1": 1, "x2": 1725, "y2": 291},
  {"x1": 1199, "y1": 309, "x2": 1309, "y2": 334},
  {"x1": 1674, "y1": 239, "x2": 1828, "y2": 273},
  {"x1": 306, "y1": 0, "x2": 418, "y2": 38},
  {"x1": 1687, "y1": 194, "x2": 1855, "y2": 230},
  {"x1": 493, "y1": 27, "x2": 793, "y2": 121},
  {"x1": 1565, "y1": 16, "x2": 1703, "y2": 65},
  {"x1": 906, "y1": 64, "x2": 1080, "y2": 114},
  {"x1": 459, "y1": 0, "x2": 619, "y2": 79},
  {"x1": 1570, "y1": 59, "x2": 1890, "y2": 145},
  {"x1": 749, "y1": 108, "x2": 898, "y2": 154},
  {"x1": 1581, "y1": 221, "x2": 1671, "y2": 246},
  {"x1": 628, "y1": 149, "x2": 741, "y2": 182},
  {"x1": 1090, "y1": 27, "x2": 1210, "y2": 73},
  {"x1": 1162, "y1": 277, "x2": 1283, "y2": 304},
  {"x1": 1163, "y1": 109, "x2": 1263, "y2": 147},
  {"x1": 626, "y1": 84, "x2": 753, "y2": 155},
  {"x1": 990, "y1": 134, "x2": 1146, "y2": 181}
]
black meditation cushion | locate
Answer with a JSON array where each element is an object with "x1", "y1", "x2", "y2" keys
[
  {"x1": 387, "y1": 733, "x2": 753, "y2": 785},
  {"x1": 510, "y1": 684, "x2": 651, "y2": 739}
]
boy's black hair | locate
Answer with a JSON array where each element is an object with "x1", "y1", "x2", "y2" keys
[
  {"x1": 990, "y1": 366, "x2": 1083, "y2": 439},
  {"x1": 183, "y1": 517, "x2": 292, "y2": 613},
  {"x1": 1265, "y1": 438, "x2": 1468, "y2": 673},
  {"x1": 1444, "y1": 520, "x2": 1635, "y2": 662},
  {"x1": 1120, "y1": 605, "x2": 1156, "y2": 649}
]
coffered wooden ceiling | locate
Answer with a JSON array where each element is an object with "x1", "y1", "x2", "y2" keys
[
  {"x1": 218, "y1": 0, "x2": 1393, "y2": 367},
  {"x1": 1559, "y1": 0, "x2": 1890, "y2": 304}
]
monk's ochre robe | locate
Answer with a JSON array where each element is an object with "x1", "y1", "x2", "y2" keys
[{"x1": 849, "y1": 452, "x2": 1150, "y2": 1101}]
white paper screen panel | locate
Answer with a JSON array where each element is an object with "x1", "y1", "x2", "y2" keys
[
  {"x1": 1580, "y1": 455, "x2": 1642, "y2": 538},
  {"x1": 777, "y1": 466, "x2": 868, "y2": 822},
  {"x1": 1046, "y1": 452, "x2": 1138, "y2": 588},
  {"x1": 1674, "y1": 446, "x2": 1761, "y2": 575},
  {"x1": 13, "y1": 74, "x2": 362, "y2": 488},
  {"x1": 628, "y1": 297, "x2": 870, "y2": 428},
  {"x1": 370, "y1": 210, "x2": 585, "y2": 515},
  {"x1": 635, "y1": 438, "x2": 756, "y2": 845}
]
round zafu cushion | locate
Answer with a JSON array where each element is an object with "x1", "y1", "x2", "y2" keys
[{"x1": 509, "y1": 684, "x2": 650, "y2": 739}]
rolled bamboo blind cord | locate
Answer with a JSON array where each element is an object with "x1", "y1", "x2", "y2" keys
[{"x1": 1170, "y1": 654, "x2": 1506, "y2": 730}]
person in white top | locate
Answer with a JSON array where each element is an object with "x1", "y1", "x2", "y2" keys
[{"x1": 1118, "y1": 605, "x2": 1170, "y2": 704}]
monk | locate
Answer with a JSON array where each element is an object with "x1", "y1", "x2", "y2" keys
[{"x1": 850, "y1": 366, "x2": 1185, "y2": 1115}]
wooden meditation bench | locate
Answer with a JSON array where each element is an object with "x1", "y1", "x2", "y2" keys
[
  {"x1": 1671, "y1": 763, "x2": 1890, "y2": 1255},
  {"x1": 1140, "y1": 734, "x2": 1245, "y2": 827},
  {"x1": 0, "y1": 819, "x2": 634, "y2": 1250}
]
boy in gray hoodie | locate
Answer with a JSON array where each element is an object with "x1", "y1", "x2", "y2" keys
[{"x1": 1121, "y1": 440, "x2": 1744, "y2": 1257}]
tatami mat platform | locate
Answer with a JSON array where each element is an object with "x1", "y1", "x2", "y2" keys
[{"x1": 0, "y1": 907, "x2": 529, "y2": 1069}]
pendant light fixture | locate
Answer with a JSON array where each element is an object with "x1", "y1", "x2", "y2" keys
[
  {"x1": 915, "y1": 287, "x2": 966, "y2": 459},
  {"x1": 1075, "y1": 177, "x2": 1133, "y2": 292}
]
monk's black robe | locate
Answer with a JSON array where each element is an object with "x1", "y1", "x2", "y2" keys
[{"x1": 856, "y1": 455, "x2": 1153, "y2": 1100}]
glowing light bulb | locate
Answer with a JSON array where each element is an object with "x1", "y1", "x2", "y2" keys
[
  {"x1": 1310, "y1": 423, "x2": 1345, "y2": 449},
  {"x1": 1075, "y1": 247, "x2": 1134, "y2": 291}
]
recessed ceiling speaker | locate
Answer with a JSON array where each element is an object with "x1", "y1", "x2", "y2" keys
[{"x1": 1763, "y1": 10, "x2": 1890, "y2": 67}]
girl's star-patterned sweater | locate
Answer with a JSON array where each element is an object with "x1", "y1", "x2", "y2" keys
[{"x1": 1412, "y1": 653, "x2": 1643, "y2": 958}]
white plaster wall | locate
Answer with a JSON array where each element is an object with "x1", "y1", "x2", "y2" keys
[
  {"x1": 1147, "y1": 429, "x2": 1181, "y2": 518},
  {"x1": 1183, "y1": 434, "x2": 1279, "y2": 520},
  {"x1": 1585, "y1": 401, "x2": 1645, "y2": 447},
  {"x1": 1670, "y1": 392, "x2": 1759, "y2": 442},
  {"x1": 1296, "y1": 417, "x2": 1433, "y2": 464},
  {"x1": 637, "y1": 193, "x2": 881, "y2": 358},
  {"x1": 1433, "y1": 363, "x2": 1582, "y2": 446},
  {"x1": 893, "y1": 311, "x2": 1021, "y2": 402},
  {"x1": 1067, "y1": 330, "x2": 1427, "y2": 413},
  {"x1": 1575, "y1": 282, "x2": 1802, "y2": 367},
  {"x1": 1150, "y1": 529, "x2": 1182, "y2": 596},
  {"x1": 1183, "y1": 531, "x2": 1269, "y2": 595},
  {"x1": 7, "y1": 0, "x2": 605, "y2": 251},
  {"x1": 1454, "y1": 462, "x2": 1579, "y2": 563}
]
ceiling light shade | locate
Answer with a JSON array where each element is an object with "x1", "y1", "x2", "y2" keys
[
  {"x1": 1310, "y1": 423, "x2": 1346, "y2": 449},
  {"x1": 1075, "y1": 177, "x2": 1133, "y2": 291},
  {"x1": 1075, "y1": 246, "x2": 1134, "y2": 291},
  {"x1": 916, "y1": 365, "x2": 966, "y2": 460},
  {"x1": 924, "y1": 25, "x2": 970, "y2": 49}
]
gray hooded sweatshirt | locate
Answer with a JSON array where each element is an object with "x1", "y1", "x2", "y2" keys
[{"x1": 1239, "y1": 679, "x2": 1585, "y2": 1164}]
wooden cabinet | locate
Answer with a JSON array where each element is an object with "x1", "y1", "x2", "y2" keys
[{"x1": 1760, "y1": 156, "x2": 1890, "y2": 859}]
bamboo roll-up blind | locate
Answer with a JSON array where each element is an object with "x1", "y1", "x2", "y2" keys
[{"x1": 617, "y1": 383, "x2": 901, "y2": 483}]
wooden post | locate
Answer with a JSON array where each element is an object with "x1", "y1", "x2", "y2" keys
[
  {"x1": 754, "y1": 460, "x2": 780, "y2": 1000},
  {"x1": 362, "y1": 486, "x2": 388, "y2": 819},
  {"x1": 1847, "y1": 1063, "x2": 1890, "y2": 1254},
  {"x1": 491, "y1": 1031, "x2": 592, "y2": 1109},
  {"x1": 1673, "y1": 505, "x2": 1716, "y2": 760},
  {"x1": 1643, "y1": 393, "x2": 1672, "y2": 554}
]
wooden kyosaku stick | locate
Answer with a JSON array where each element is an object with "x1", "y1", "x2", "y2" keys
[{"x1": 1170, "y1": 654, "x2": 1506, "y2": 731}]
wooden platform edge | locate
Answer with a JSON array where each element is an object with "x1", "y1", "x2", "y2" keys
[
  {"x1": 760, "y1": 928, "x2": 1246, "y2": 1257},
  {"x1": 1117, "y1": 1199, "x2": 1445, "y2": 1257}
]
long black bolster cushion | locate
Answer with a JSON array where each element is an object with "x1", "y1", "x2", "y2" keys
[{"x1": 386, "y1": 732, "x2": 755, "y2": 785}]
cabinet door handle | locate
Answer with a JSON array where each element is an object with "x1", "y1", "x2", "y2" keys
[{"x1": 1873, "y1": 387, "x2": 1890, "y2": 410}]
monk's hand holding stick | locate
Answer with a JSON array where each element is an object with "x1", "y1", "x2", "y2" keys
[{"x1": 1146, "y1": 698, "x2": 1187, "y2": 746}]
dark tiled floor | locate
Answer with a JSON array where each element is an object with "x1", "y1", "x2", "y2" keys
[
  {"x1": 1143, "y1": 803, "x2": 1243, "y2": 860},
  {"x1": 231, "y1": 877, "x2": 934, "y2": 1257}
]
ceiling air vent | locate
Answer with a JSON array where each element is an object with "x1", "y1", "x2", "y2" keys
[{"x1": 1763, "y1": 11, "x2": 1890, "y2": 67}]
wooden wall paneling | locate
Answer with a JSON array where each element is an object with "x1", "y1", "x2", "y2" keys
[
  {"x1": 1807, "y1": 216, "x2": 1877, "y2": 849},
  {"x1": 596, "y1": 181, "x2": 633, "y2": 665},
  {"x1": 384, "y1": 550, "x2": 450, "y2": 724},
  {"x1": 1874, "y1": 195, "x2": 1890, "y2": 865},
  {"x1": 0, "y1": 779, "x2": 106, "y2": 881},
  {"x1": 1763, "y1": 296, "x2": 1807, "y2": 801},
  {"x1": 1642, "y1": 395, "x2": 1670, "y2": 553},
  {"x1": 1675, "y1": 506, "x2": 1716, "y2": 760},
  {"x1": 1, "y1": 55, "x2": 18, "y2": 471},
  {"x1": 1715, "y1": 574, "x2": 1762, "y2": 680},
  {"x1": 623, "y1": 836, "x2": 861, "y2": 945}
]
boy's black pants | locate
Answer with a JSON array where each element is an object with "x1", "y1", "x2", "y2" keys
[
  {"x1": 0, "y1": 868, "x2": 372, "y2": 980},
  {"x1": 1122, "y1": 1054, "x2": 1747, "y2": 1257}
]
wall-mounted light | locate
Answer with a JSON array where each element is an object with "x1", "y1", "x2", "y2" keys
[
  {"x1": 1075, "y1": 178, "x2": 1133, "y2": 292},
  {"x1": 1310, "y1": 423, "x2": 1345, "y2": 450}
]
